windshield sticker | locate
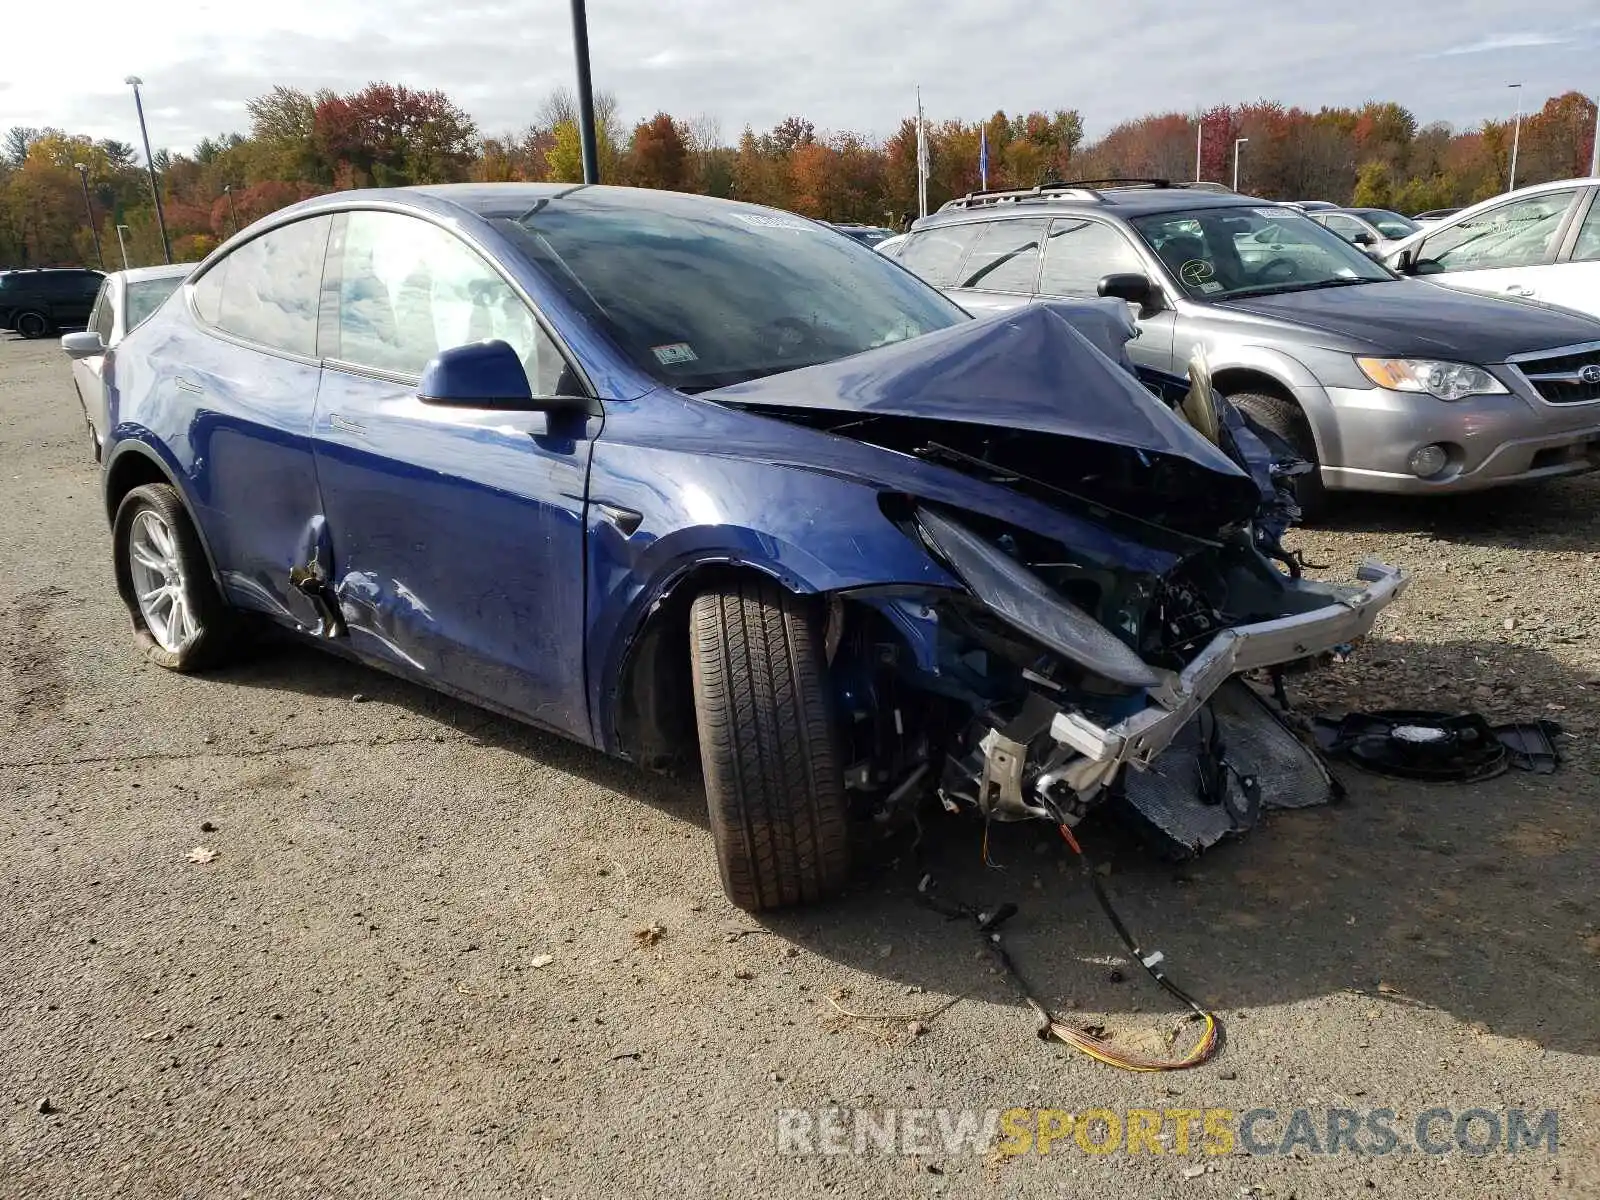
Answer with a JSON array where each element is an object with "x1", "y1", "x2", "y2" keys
[
  {"x1": 1179, "y1": 260, "x2": 1215, "y2": 286},
  {"x1": 1253, "y1": 207, "x2": 1300, "y2": 221},
  {"x1": 733, "y1": 212, "x2": 814, "y2": 232},
  {"x1": 1198, "y1": 280, "x2": 1224, "y2": 294},
  {"x1": 652, "y1": 342, "x2": 699, "y2": 365}
]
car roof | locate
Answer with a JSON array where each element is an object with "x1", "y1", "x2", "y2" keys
[
  {"x1": 115, "y1": 264, "x2": 196, "y2": 284},
  {"x1": 404, "y1": 182, "x2": 798, "y2": 223},
  {"x1": 913, "y1": 182, "x2": 1264, "y2": 230}
]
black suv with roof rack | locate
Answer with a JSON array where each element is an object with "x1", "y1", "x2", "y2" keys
[
  {"x1": 0, "y1": 267, "x2": 106, "y2": 339},
  {"x1": 879, "y1": 178, "x2": 1600, "y2": 516}
]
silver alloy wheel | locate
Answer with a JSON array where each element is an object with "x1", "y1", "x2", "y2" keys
[{"x1": 127, "y1": 509, "x2": 195, "y2": 652}]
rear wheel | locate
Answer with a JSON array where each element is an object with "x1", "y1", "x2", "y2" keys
[
  {"x1": 14, "y1": 310, "x2": 50, "y2": 339},
  {"x1": 689, "y1": 577, "x2": 851, "y2": 911},
  {"x1": 1231, "y1": 391, "x2": 1330, "y2": 523},
  {"x1": 112, "y1": 483, "x2": 237, "y2": 671}
]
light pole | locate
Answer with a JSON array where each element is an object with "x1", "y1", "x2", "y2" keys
[
  {"x1": 125, "y1": 75, "x2": 172, "y2": 263},
  {"x1": 1195, "y1": 122, "x2": 1202, "y2": 182},
  {"x1": 1508, "y1": 82, "x2": 1523, "y2": 192},
  {"x1": 73, "y1": 162, "x2": 105, "y2": 268},
  {"x1": 1590, "y1": 94, "x2": 1598, "y2": 177},
  {"x1": 568, "y1": 0, "x2": 599, "y2": 183},
  {"x1": 115, "y1": 224, "x2": 131, "y2": 270},
  {"x1": 224, "y1": 183, "x2": 239, "y2": 235},
  {"x1": 1233, "y1": 137, "x2": 1249, "y2": 193}
]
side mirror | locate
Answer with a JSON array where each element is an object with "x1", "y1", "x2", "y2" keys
[
  {"x1": 1351, "y1": 229, "x2": 1377, "y2": 247},
  {"x1": 1393, "y1": 248, "x2": 1417, "y2": 276},
  {"x1": 1097, "y1": 272, "x2": 1161, "y2": 315},
  {"x1": 417, "y1": 339, "x2": 588, "y2": 413},
  {"x1": 61, "y1": 330, "x2": 104, "y2": 360}
]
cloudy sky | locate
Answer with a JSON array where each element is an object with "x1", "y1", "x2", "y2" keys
[{"x1": 3, "y1": 0, "x2": 1597, "y2": 153}]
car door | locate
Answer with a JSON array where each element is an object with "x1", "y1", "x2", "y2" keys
[
  {"x1": 75, "y1": 278, "x2": 115, "y2": 444},
  {"x1": 311, "y1": 208, "x2": 597, "y2": 741},
  {"x1": 1036, "y1": 217, "x2": 1176, "y2": 371},
  {"x1": 1410, "y1": 188, "x2": 1584, "y2": 305},
  {"x1": 943, "y1": 217, "x2": 1048, "y2": 316},
  {"x1": 1535, "y1": 187, "x2": 1600, "y2": 320},
  {"x1": 179, "y1": 214, "x2": 334, "y2": 629}
]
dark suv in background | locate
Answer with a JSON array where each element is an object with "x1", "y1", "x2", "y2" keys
[
  {"x1": 0, "y1": 268, "x2": 106, "y2": 338},
  {"x1": 882, "y1": 181, "x2": 1600, "y2": 516}
]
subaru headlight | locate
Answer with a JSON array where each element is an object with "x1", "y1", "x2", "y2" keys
[{"x1": 1356, "y1": 357, "x2": 1508, "y2": 401}]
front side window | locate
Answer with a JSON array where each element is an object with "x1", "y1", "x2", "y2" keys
[
  {"x1": 124, "y1": 278, "x2": 182, "y2": 331},
  {"x1": 333, "y1": 210, "x2": 572, "y2": 394},
  {"x1": 1321, "y1": 214, "x2": 1368, "y2": 242},
  {"x1": 1419, "y1": 191, "x2": 1577, "y2": 273},
  {"x1": 892, "y1": 223, "x2": 983, "y2": 288},
  {"x1": 90, "y1": 284, "x2": 113, "y2": 342},
  {"x1": 1130, "y1": 205, "x2": 1391, "y2": 300},
  {"x1": 1564, "y1": 194, "x2": 1600, "y2": 263},
  {"x1": 953, "y1": 218, "x2": 1049, "y2": 292},
  {"x1": 501, "y1": 194, "x2": 966, "y2": 390},
  {"x1": 1038, "y1": 219, "x2": 1146, "y2": 297},
  {"x1": 198, "y1": 216, "x2": 332, "y2": 356},
  {"x1": 1357, "y1": 210, "x2": 1420, "y2": 239}
]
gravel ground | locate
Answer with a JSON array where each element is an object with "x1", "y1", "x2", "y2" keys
[{"x1": 2, "y1": 331, "x2": 1598, "y2": 1199}]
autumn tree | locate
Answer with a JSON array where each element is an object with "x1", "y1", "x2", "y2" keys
[{"x1": 626, "y1": 113, "x2": 688, "y2": 191}]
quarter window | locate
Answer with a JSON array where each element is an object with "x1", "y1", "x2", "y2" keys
[
  {"x1": 332, "y1": 210, "x2": 574, "y2": 394},
  {"x1": 1419, "y1": 191, "x2": 1578, "y2": 273},
  {"x1": 198, "y1": 216, "x2": 332, "y2": 356},
  {"x1": 895, "y1": 224, "x2": 982, "y2": 287},
  {"x1": 1038, "y1": 219, "x2": 1146, "y2": 297},
  {"x1": 953, "y1": 219, "x2": 1049, "y2": 292}
]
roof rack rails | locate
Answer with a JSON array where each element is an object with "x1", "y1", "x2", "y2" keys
[{"x1": 938, "y1": 177, "x2": 1186, "y2": 212}]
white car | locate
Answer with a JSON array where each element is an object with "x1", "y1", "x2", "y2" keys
[
  {"x1": 1384, "y1": 178, "x2": 1600, "y2": 320},
  {"x1": 60, "y1": 264, "x2": 192, "y2": 459}
]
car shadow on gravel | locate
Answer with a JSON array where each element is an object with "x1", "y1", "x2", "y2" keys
[
  {"x1": 207, "y1": 626, "x2": 1599, "y2": 1059},
  {"x1": 1320, "y1": 471, "x2": 1600, "y2": 550}
]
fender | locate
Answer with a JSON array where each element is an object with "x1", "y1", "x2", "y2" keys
[
  {"x1": 1208, "y1": 342, "x2": 1342, "y2": 459},
  {"x1": 101, "y1": 432, "x2": 229, "y2": 599}
]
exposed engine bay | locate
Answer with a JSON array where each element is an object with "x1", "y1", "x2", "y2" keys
[{"x1": 708, "y1": 304, "x2": 1408, "y2": 854}]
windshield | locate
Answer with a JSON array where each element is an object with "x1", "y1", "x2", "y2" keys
[
  {"x1": 1354, "y1": 209, "x2": 1420, "y2": 239},
  {"x1": 500, "y1": 195, "x2": 966, "y2": 390},
  {"x1": 125, "y1": 277, "x2": 183, "y2": 329},
  {"x1": 1130, "y1": 205, "x2": 1393, "y2": 300}
]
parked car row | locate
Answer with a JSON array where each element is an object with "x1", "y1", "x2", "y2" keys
[
  {"x1": 65, "y1": 182, "x2": 1410, "y2": 912},
  {"x1": 881, "y1": 178, "x2": 1600, "y2": 518}
]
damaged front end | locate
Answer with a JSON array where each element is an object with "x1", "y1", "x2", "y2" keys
[{"x1": 710, "y1": 306, "x2": 1408, "y2": 854}]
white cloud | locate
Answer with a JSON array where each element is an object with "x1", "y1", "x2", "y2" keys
[{"x1": 2, "y1": 0, "x2": 1596, "y2": 154}]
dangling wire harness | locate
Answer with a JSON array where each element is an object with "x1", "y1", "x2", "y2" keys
[{"x1": 918, "y1": 820, "x2": 1223, "y2": 1072}]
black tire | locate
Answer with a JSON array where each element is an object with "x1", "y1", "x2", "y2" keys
[
  {"x1": 1231, "y1": 391, "x2": 1331, "y2": 523},
  {"x1": 14, "y1": 310, "x2": 51, "y2": 339},
  {"x1": 112, "y1": 483, "x2": 237, "y2": 671},
  {"x1": 689, "y1": 577, "x2": 851, "y2": 911}
]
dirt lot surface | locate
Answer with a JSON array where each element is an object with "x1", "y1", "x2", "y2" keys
[{"x1": 2, "y1": 331, "x2": 1598, "y2": 1198}]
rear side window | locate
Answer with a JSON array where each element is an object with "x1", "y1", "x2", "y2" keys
[
  {"x1": 194, "y1": 216, "x2": 332, "y2": 357},
  {"x1": 896, "y1": 224, "x2": 982, "y2": 287},
  {"x1": 953, "y1": 219, "x2": 1049, "y2": 292}
]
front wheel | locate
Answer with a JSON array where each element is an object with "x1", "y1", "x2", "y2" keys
[
  {"x1": 690, "y1": 578, "x2": 851, "y2": 911},
  {"x1": 1231, "y1": 391, "x2": 1330, "y2": 523},
  {"x1": 112, "y1": 483, "x2": 237, "y2": 671},
  {"x1": 14, "y1": 310, "x2": 51, "y2": 339}
]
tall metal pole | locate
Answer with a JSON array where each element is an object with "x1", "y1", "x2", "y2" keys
[
  {"x1": 1233, "y1": 137, "x2": 1248, "y2": 193},
  {"x1": 1195, "y1": 122, "x2": 1202, "y2": 182},
  {"x1": 1508, "y1": 82, "x2": 1523, "y2": 192},
  {"x1": 568, "y1": 0, "x2": 600, "y2": 184},
  {"x1": 116, "y1": 225, "x2": 131, "y2": 270},
  {"x1": 74, "y1": 163, "x2": 105, "y2": 268},
  {"x1": 1590, "y1": 94, "x2": 1599, "y2": 177},
  {"x1": 224, "y1": 184, "x2": 239, "y2": 235},
  {"x1": 126, "y1": 76, "x2": 172, "y2": 263}
]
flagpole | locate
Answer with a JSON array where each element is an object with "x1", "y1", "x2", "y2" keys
[{"x1": 916, "y1": 86, "x2": 928, "y2": 218}]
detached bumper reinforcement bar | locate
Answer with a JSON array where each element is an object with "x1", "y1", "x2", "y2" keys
[{"x1": 1050, "y1": 559, "x2": 1408, "y2": 770}]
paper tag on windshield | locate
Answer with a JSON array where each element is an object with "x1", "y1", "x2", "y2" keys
[
  {"x1": 1253, "y1": 207, "x2": 1300, "y2": 220},
  {"x1": 652, "y1": 342, "x2": 699, "y2": 365},
  {"x1": 1198, "y1": 280, "x2": 1223, "y2": 294}
]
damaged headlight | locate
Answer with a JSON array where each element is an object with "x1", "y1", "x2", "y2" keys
[{"x1": 1355, "y1": 357, "x2": 1508, "y2": 401}]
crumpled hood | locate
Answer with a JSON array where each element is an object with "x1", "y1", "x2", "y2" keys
[
  {"x1": 703, "y1": 304, "x2": 1251, "y2": 484},
  {"x1": 1216, "y1": 279, "x2": 1600, "y2": 360}
]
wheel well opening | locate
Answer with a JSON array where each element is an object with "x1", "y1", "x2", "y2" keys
[
  {"x1": 1211, "y1": 368, "x2": 1295, "y2": 407},
  {"x1": 104, "y1": 452, "x2": 169, "y2": 526}
]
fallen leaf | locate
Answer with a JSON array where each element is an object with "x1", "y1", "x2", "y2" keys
[{"x1": 186, "y1": 846, "x2": 218, "y2": 864}]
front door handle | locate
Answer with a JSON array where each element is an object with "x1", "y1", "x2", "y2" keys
[
  {"x1": 174, "y1": 376, "x2": 203, "y2": 394},
  {"x1": 328, "y1": 413, "x2": 367, "y2": 436},
  {"x1": 1505, "y1": 284, "x2": 1535, "y2": 297}
]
